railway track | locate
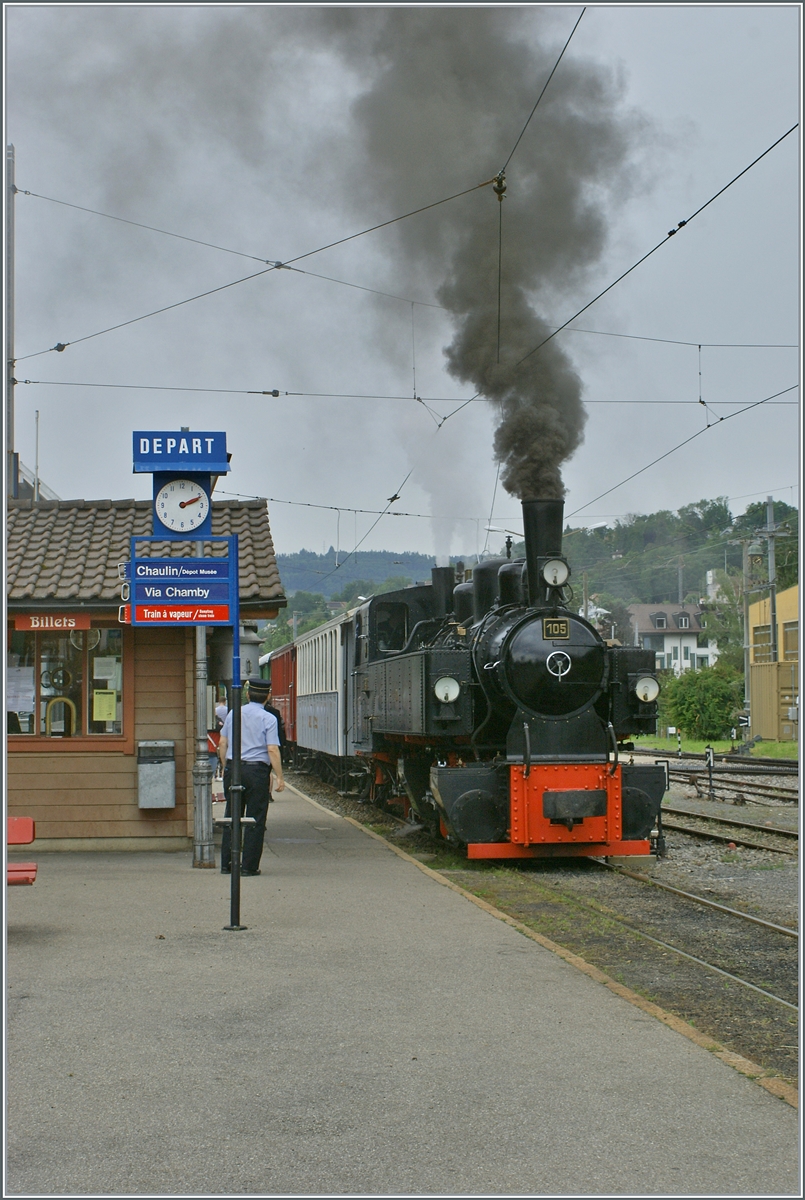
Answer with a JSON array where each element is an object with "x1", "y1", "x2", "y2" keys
[
  {"x1": 660, "y1": 808, "x2": 798, "y2": 855},
  {"x1": 667, "y1": 770, "x2": 799, "y2": 804},
  {"x1": 632, "y1": 747, "x2": 798, "y2": 775}
]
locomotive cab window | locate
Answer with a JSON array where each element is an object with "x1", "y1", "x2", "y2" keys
[{"x1": 375, "y1": 603, "x2": 407, "y2": 652}]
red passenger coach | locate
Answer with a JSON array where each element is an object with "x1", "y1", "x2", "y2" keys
[{"x1": 265, "y1": 643, "x2": 296, "y2": 746}]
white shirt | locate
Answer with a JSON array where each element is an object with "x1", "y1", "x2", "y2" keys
[{"x1": 220, "y1": 702, "x2": 279, "y2": 764}]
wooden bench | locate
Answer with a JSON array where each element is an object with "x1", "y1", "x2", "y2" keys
[{"x1": 7, "y1": 817, "x2": 37, "y2": 886}]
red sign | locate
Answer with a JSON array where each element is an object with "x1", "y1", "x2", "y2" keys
[
  {"x1": 15, "y1": 613, "x2": 92, "y2": 630},
  {"x1": 134, "y1": 604, "x2": 230, "y2": 624}
]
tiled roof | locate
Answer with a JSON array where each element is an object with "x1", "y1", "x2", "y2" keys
[
  {"x1": 6, "y1": 499, "x2": 285, "y2": 610},
  {"x1": 627, "y1": 602, "x2": 704, "y2": 634}
]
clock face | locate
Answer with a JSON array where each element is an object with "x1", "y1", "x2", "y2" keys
[{"x1": 155, "y1": 479, "x2": 211, "y2": 532}]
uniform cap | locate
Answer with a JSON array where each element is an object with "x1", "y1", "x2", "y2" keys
[{"x1": 246, "y1": 677, "x2": 271, "y2": 697}]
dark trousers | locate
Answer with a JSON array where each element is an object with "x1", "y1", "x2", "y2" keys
[{"x1": 221, "y1": 761, "x2": 271, "y2": 872}]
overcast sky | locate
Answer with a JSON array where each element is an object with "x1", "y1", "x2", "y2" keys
[{"x1": 6, "y1": 4, "x2": 800, "y2": 562}]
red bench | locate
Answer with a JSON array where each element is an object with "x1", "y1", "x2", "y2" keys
[{"x1": 7, "y1": 817, "x2": 37, "y2": 886}]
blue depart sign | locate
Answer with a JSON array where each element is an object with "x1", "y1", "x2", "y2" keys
[{"x1": 133, "y1": 431, "x2": 229, "y2": 474}]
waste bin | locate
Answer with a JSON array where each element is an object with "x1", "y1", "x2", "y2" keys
[{"x1": 137, "y1": 741, "x2": 176, "y2": 809}]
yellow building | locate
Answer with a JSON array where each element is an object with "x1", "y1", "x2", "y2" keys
[{"x1": 748, "y1": 585, "x2": 799, "y2": 741}]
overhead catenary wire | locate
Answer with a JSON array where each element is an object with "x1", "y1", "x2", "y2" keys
[
  {"x1": 17, "y1": 174, "x2": 501, "y2": 361},
  {"x1": 17, "y1": 378, "x2": 798, "y2": 406},
  {"x1": 16, "y1": 188, "x2": 446, "y2": 310},
  {"x1": 566, "y1": 384, "x2": 799, "y2": 517},
  {"x1": 513, "y1": 123, "x2": 799, "y2": 369},
  {"x1": 501, "y1": 7, "x2": 586, "y2": 172}
]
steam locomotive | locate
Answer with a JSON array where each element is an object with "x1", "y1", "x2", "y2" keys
[{"x1": 268, "y1": 498, "x2": 666, "y2": 860}]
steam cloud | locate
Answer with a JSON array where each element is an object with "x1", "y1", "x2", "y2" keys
[
  {"x1": 322, "y1": 7, "x2": 646, "y2": 499},
  {"x1": 9, "y1": 7, "x2": 647, "y2": 527}
]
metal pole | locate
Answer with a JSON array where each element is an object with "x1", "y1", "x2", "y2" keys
[
  {"x1": 582, "y1": 571, "x2": 588, "y2": 621},
  {"x1": 741, "y1": 540, "x2": 751, "y2": 715},
  {"x1": 192, "y1": 619, "x2": 215, "y2": 868},
  {"x1": 766, "y1": 496, "x2": 778, "y2": 664},
  {"x1": 225, "y1": 536, "x2": 246, "y2": 930},
  {"x1": 6, "y1": 143, "x2": 18, "y2": 497},
  {"x1": 705, "y1": 744, "x2": 715, "y2": 801},
  {"x1": 34, "y1": 410, "x2": 39, "y2": 501}
]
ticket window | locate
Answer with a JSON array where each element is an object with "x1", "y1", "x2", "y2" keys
[{"x1": 7, "y1": 628, "x2": 123, "y2": 737}]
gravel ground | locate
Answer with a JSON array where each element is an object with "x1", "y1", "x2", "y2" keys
[
  {"x1": 287, "y1": 768, "x2": 799, "y2": 1084},
  {"x1": 644, "y1": 783, "x2": 799, "y2": 930},
  {"x1": 288, "y1": 770, "x2": 799, "y2": 931}
]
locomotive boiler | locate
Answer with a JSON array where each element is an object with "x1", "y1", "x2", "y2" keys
[{"x1": 272, "y1": 497, "x2": 666, "y2": 860}]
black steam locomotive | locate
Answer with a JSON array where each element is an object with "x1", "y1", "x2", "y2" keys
[{"x1": 278, "y1": 497, "x2": 666, "y2": 860}]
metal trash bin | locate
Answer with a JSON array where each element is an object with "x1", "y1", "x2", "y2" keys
[{"x1": 137, "y1": 741, "x2": 176, "y2": 809}]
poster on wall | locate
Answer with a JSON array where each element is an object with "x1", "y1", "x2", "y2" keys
[{"x1": 6, "y1": 667, "x2": 35, "y2": 711}]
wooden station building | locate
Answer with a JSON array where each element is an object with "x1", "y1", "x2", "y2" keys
[{"x1": 6, "y1": 497, "x2": 284, "y2": 849}]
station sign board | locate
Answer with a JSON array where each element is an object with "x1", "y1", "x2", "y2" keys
[
  {"x1": 132, "y1": 431, "x2": 229, "y2": 474},
  {"x1": 120, "y1": 538, "x2": 238, "y2": 628}
]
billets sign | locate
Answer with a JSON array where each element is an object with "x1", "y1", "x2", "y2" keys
[
  {"x1": 132, "y1": 431, "x2": 229, "y2": 474},
  {"x1": 15, "y1": 613, "x2": 93, "y2": 630}
]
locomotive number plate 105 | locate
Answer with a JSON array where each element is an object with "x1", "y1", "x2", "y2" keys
[{"x1": 543, "y1": 618, "x2": 570, "y2": 640}]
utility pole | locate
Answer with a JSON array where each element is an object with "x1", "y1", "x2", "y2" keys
[
  {"x1": 34, "y1": 410, "x2": 40, "y2": 502},
  {"x1": 727, "y1": 536, "x2": 753, "y2": 718},
  {"x1": 765, "y1": 496, "x2": 778, "y2": 663},
  {"x1": 677, "y1": 557, "x2": 684, "y2": 605},
  {"x1": 6, "y1": 143, "x2": 18, "y2": 497},
  {"x1": 582, "y1": 571, "x2": 588, "y2": 621}
]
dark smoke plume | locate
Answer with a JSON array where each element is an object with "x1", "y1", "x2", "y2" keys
[{"x1": 321, "y1": 8, "x2": 647, "y2": 499}]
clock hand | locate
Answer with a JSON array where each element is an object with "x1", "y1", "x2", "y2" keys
[{"x1": 179, "y1": 495, "x2": 203, "y2": 509}]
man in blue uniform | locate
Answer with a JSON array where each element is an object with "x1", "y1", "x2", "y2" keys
[{"x1": 217, "y1": 677, "x2": 285, "y2": 876}]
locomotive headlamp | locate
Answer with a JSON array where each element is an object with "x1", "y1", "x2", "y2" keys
[
  {"x1": 434, "y1": 677, "x2": 460, "y2": 703},
  {"x1": 634, "y1": 675, "x2": 660, "y2": 703},
  {"x1": 542, "y1": 558, "x2": 569, "y2": 587}
]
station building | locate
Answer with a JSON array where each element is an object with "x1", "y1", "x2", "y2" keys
[
  {"x1": 626, "y1": 602, "x2": 719, "y2": 675},
  {"x1": 748, "y1": 584, "x2": 799, "y2": 742},
  {"x1": 6, "y1": 497, "x2": 284, "y2": 849}
]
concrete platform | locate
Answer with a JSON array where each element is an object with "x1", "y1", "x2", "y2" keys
[{"x1": 6, "y1": 786, "x2": 799, "y2": 1197}]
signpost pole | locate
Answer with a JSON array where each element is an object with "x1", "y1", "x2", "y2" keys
[{"x1": 225, "y1": 536, "x2": 245, "y2": 931}]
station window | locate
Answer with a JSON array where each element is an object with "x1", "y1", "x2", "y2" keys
[
  {"x1": 783, "y1": 622, "x2": 798, "y2": 661},
  {"x1": 683, "y1": 645, "x2": 690, "y2": 660},
  {"x1": 672, "y1": 646, "x2": 679, "y2": 661},
  {"x1": 7, "y1": 628, "x2": 123, "y2": 737},
  {"x1": 676, "y1": 614, "x2": 690, "y2": 629},
  {"x1": 653, "y1": 614, "x2": 667, "y2": 629},
  {"x1": 753, "y1": 625, "x2": 772, "y2": 663}
]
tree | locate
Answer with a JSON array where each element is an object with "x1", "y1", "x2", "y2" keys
[
  {"x1": 331, "y1": 579, "x2": 376, "y2": 604},
  {"x1": 662, "y1": 666, "x2": 742, "y2": 740},
  {"x1": 589, "y1": 593, "x2": 634, "y2": 645},
  {"x1": 698, "y1": 570, "x2": 744, "y2": 675}
]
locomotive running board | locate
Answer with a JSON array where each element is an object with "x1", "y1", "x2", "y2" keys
[{"x1": 467, "y1": 840, "x2": 651, "y2": 860}]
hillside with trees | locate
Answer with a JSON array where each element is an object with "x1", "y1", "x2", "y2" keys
[{"x1": 267, "y1": 497, "x2": 797, "y2": 661}]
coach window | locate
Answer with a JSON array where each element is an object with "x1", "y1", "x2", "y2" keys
[{"x1": 7, "y1": 628, "x2": 123, "y2": 737}]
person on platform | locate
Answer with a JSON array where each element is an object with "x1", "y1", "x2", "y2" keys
[{"x1": 217, "y1": 677, "x2": 285, "y2": 876}]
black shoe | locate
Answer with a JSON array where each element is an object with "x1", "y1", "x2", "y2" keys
[
  {"x1": 221, "y1": 866, "x2": 231, "y2": 874},
  {"x1": 240, "y1": 869, "x2": 261, "y2": 876}
]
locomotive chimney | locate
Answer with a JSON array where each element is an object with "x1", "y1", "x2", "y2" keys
[
  {"x1": 522, "y1": 498, "x2": 564, "y2": 606},
  {"x1": 431, "y1": 564, "x2": 456, "y2": 617}
]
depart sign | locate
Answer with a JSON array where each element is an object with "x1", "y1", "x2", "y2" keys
[{"x1": 132, "y1": 431, "x2": 229, "y2": 474}]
